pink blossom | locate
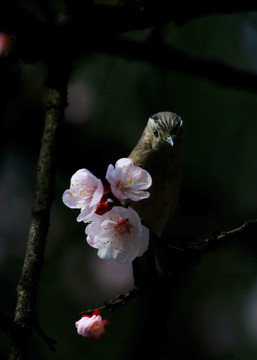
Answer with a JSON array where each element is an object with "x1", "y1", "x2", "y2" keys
[
  {"x1": 75, "y1": 310, "x2": 109, "y2": 339},
  {"x1": 62, "y1": 169, "x2": 103, "y2": 222},
  {"x1": 106, "y1": 158, "x2": 152, "y2": 201},
  {"x1": 85, "y1": 206, "x2": 149, "y2": 263}
]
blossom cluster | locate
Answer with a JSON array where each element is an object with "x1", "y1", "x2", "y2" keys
[{"x1": 63, "y1": 158, "x2": 152, "y2": 263}]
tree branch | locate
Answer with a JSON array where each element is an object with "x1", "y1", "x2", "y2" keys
[
  {"x1": 3, "y1": 2, "x2": 257, "y2": 37},
  {"x1": 8, "y1": 60, "x2": 71, "y2": 360},
  {"x1": 2, "y1": 3, "x2": 257, "y2": 94},
  {"x1": 189, "y1": 219, "x2": 257, "y2": 252},
  {"x1": 97, "y1": 38, "x2": 257, "y2": 93},
  {"x1": 61, "y1": 2, "x2": 257, "y2": 31},
  {"x1": 79, "y1": 289, "x2": 142, "y2": 316},
  {"x1": 2, "y1": 3, "x2": 257, "y2": 61},
  {"x1": 1, "y1": 2, "x2": 256, "y2": 355},
  {"x1": 79, "y1": 219, "x2": 257, "y2": 316}
]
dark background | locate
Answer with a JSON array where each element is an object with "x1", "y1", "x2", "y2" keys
[{"x1": 1, "y1": 4, "x2": 257, "y2": 359}]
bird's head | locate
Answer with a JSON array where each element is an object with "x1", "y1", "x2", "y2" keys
[{"x1": 147, "y1": 111, "x2": 183, "y2": 150}]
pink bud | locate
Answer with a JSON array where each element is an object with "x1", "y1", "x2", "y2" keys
[{"x1": 75, "y1": 310, "x2": 110, "y2": 339}]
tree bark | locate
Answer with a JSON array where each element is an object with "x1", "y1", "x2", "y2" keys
[{"x1": 9, "y1": 63, "x2": 71, "y2": 360}]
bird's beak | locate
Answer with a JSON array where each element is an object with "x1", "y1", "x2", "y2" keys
[{"x1": 166, "y1": 135, "x2": 174, "y2": 147}]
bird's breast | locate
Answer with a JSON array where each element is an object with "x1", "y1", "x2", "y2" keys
[{"x1": 128, "y1": 158, "x2": 182, "y2": 237}]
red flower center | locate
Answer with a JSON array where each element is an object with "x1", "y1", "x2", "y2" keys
[
  {"x1": 95, "y1": 200, "x2": 110, "y2": 215},
  {"x1": 95, "y1": 189, "x2": 111, "y2": 215},
  {"x1": 114, "y1": 218, "x2": 132, "y2": 235}
]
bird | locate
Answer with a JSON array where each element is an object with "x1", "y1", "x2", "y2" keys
[
  {"x1": 124, "y1": 111, "x2": 184, "y2": 285},
  {"x1": 127, "y1": 111, "x2": 183, "y2": 236}
]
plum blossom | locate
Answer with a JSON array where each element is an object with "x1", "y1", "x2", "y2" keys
[
  {"x1": 85, "y1": 206, "x2": 149, "y2": 263},
  {"x1": 106, "y1": 158, "x2": 152, "y2": 201},
  {"x1": 76, "y1": 310, "x2": 109, "y2": 339},
  {"x1": 62, "y1": 169, "x2": 104, "y2": 222}
]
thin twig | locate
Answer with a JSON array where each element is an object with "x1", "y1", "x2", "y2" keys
[
  {"x1": 79, "y1": 219, "x2": 257, "y2": 316},
  {"x1": 33, "y1": 316, "x2": 57, "y2": 352},
  {"x1": 79, "y1": 289, "x2": 142, "y2": 316},
  {"x1": 190, "y1": 219, "x2": 257, "y2": 252}
]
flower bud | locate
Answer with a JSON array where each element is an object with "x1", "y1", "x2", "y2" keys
[{"x1": 75, "y1": 310, "x2": 109, "y2": 339}]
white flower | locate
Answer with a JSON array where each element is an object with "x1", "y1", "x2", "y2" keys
[
  {"x1": 106, "y1": 158, "x2": 152, "y2": 201},
  {"x1": 85, "y1": 206, "x2": 149, "y2": 263},
  {"x1": 62, "y1": 169, "x2": 103, "y2": 222}
]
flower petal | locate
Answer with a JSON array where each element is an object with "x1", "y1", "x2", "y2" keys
[
  {"x1": 85, "y1": 206, "x2": 149, "y2": 263},
  {"x1": 62, "y1": 189, "x2": 82, "y2": 209},
  {"x1": 105, "y1": 158, "x2": 152, "y2": 201},
  {"x1": 85, "y1": 214, "x2": 102, "y2": 248},
  {"x1": 120, "y1": 189, "x2": 150, "y2": 202},
  {"x1": 77, "y1": 205, "x2": 97, "y2": 222},
  {"x1": 91, "y1": 179, "x2": 104, "y2": 207},
  {"x1": 63, "y1": 168, "x2": 104, "y2": 220}
]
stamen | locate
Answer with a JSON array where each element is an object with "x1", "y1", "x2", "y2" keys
[{"x1": 114, "y1": 218, "x2": 132, "y2": 236}]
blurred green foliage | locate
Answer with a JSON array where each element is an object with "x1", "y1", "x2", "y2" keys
[{"x1": 1, "y1": 8, "x2": 257, "y2": 360}]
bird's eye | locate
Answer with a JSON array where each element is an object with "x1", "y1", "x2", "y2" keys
[{"x1": 153, "y1": 129, "x2": 158, "y2": 138}]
